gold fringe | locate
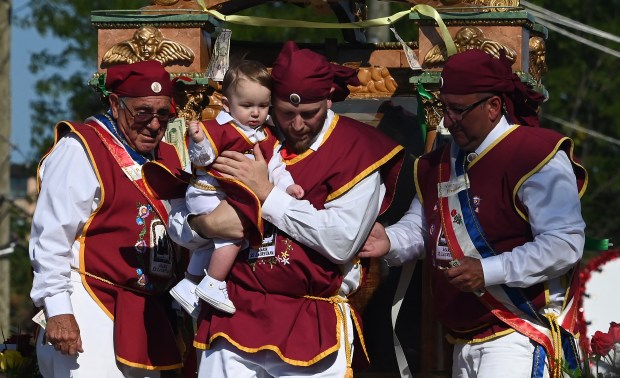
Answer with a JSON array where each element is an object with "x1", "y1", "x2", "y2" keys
[
  {"x1": 304, "y1": 295, "x2": 353, "y2": 377},
  {"x1": 190, "y1": 178, "x2": 218, "y2": 191},
  {"x1": 345, "y1": 366, "x2": 354, "y2": 378},
  {"x1": 544, "y1": 313, "x2": 563, "y2": 378}
]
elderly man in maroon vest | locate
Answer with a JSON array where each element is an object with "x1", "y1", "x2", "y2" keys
[
  {"x1": 360, "y1": 49, "x2": 586, "y2": 378},
  {"x1": 29, "y1": 60, "x2": 184, "y2": 377},
  {"x1": 168, "y1": 41, "x2": 404, "y2": 377}
]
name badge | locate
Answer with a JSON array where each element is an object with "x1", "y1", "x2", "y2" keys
[
  {"x1": 438, "y1": 175, "x2": 469, "y2": 198},
  {"x1": 122, "y1": 163, "x2": 143, "y2": 182},
  {"x1": 249, "y1": 228, "x2": 276, "y2": 260},
  {"x1": 435, "y1": 233, "x2": 453, "y2": 261},
  {"x1": 149, "y1": 220, "x2": 173, "y2": 277}
]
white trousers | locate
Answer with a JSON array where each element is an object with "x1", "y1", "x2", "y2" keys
[
  {"x1": 36, "y1": 271, "x2": 161, "y2": 378},
  {"x1": 452, "y1": 331, "x2": 550, "y2": 378},
  {"x1": 197, "y1": 303, "x2": 354, "y2": 378}
]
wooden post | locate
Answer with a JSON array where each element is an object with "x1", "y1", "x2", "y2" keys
[{"x1": 0, "y1": 0, "x2": 13, "y2": 336}]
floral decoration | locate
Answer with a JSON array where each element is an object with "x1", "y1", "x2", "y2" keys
[{"x1": 582, "y1": 322, "x2": 620, "y2": 377}]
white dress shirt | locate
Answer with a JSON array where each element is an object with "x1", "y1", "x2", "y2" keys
[
  {"x1": 189, "y1": 111, "x2": 295, "y2": 190},
  {"x1": 169, "y1": 110, "x2": 385, "y2": 293},
  {"x1": 385, "y1": 117, "x2": 585, "y2": 303},
  {"x1": 29, "y1": 134, "x2": 100, "y2": 317}
]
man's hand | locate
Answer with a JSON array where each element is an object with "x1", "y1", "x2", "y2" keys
[
  {"x1": 189, "y1": 199, "x2": 247, "y2": 240},
  {"x1": 211, "y1": 144, "x2": 274, "y2": 202},
  {"x1": 443, "y1": 256, "x2": 485, "y2": 292},
  {"x1": 45, "y1": 314, "x2": 84, "y2": 356},
  {"x1": 358, "y1": 222, "x2": 391, "y2": 258}
]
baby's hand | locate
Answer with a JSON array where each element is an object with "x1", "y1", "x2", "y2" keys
[
  {"x1": 286, "y1": 184, "x2": 304, "y2": 199},
  {"x1": 188, "y1": 120, "x2": 205, "y2": 143}
]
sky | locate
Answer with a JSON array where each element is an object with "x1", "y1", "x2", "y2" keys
[{"x1": 9, "y1": 1, "x2": 77, "y2": 164}]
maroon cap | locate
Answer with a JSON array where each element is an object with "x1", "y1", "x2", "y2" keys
[
  {"x1": 106, "y1": 60, "x2": 174, "y2": 97},
  {"x1": 441, "y1": 49, "x2": 545, "y2": 127},
  {"x1": 271, "y1": 41, "x2": 360, "y2": 104}
]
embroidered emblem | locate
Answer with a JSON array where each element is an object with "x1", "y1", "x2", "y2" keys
[
  {"x1": 135, "y1": 239, "x2": 147, "y2": 254},
  {"x1": 276, "y1": 250, "x2": 290, "y2": 265},
  {"x1": 289, "y1": 93, "x2": 301, "y2": 104},
  {"x1": 151, "y1": 81, "x2": 162, "y2": 93},
  {"x1": 472, "y1": 196, "x2": 482, "y2": 213},
  {"x1": 136, "y1": 204, "x2": 150, "y2": 226},
  {"x1": 248, "y1": 235, "x2": 293, "y2": 270},
  {"x1": 136, "y1": 268, "x2": 149, "y2": 288},
  {"x1": 451, "y1": 209, "x2": 463, "y2": 225},
  {"x1": 134, "y1": 203, "x2": 155, "y2": 290}
]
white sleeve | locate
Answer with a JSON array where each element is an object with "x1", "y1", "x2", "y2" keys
[
  {"x1": 188, "y1": 137, "x2": 217, "y2": 167},
  {"x1": 384, "y1": 195, "x2": 427, "y2": 266},
  {"x1": 261, "y1": 171, "x2": 383, "y2": 264},
  {"x1": 481, "y1": 150, "x2": 585, "y2": 287},
  {"x1": 29, "y1": 135, "x2": 99, "y2": 317},
  {"x1": 267, "y1": 152, "x2": 295, "y2": 191}
]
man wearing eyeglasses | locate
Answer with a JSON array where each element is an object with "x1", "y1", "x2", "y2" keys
[
  {"x1": 360, "y1": 49, "x2": 587, "y2": 377},
  {"x1": 29, "y1": 60, "x2": 185, "y2": 377}
]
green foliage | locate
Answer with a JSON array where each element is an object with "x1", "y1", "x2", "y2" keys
[
  {"x1": 16, "y1": 0, "x2": 148, "y2": 172},
  {"x1": 527, "y1": 0, "x2": 620, "y2": 245},
  {"x1": 15, "y1": 0, "x2": 620, "y2": 271},
  {"x1": 6, "y1": 186, "x2": 36, "y2": 335}
]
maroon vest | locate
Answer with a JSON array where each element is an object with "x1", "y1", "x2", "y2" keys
[
  {"x1": 416, "y1": 125, "x2": 586, "y2": 340},
  {"x1": 195, "y1": 119, "x2": 280, "y2": 244},
  {"x1": 194, "y1": 115, "x2": 404, "y2": 365},
  {"x1": 54, "y1": 120, "x2": 184, "y2": 370}
]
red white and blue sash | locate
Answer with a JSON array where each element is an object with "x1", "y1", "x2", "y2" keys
[
  {"x1": 437, "y1": 146, "x2": 580, "y2": 378},
  {"x1": 86, "y1": 116, "x2": 170, "y2": 225}
]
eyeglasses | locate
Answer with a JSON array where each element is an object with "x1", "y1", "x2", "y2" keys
[
  {"x1": 440, "y1": 96, "x2": 493, "y2": 122},
  {"x1": 119, "y1": 98, "x2": 176, "y2": 124}
]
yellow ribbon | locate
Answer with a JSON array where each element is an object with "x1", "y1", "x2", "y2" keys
[{"x1": 196, "y1": 1, "x2": 456, "y2": 56}]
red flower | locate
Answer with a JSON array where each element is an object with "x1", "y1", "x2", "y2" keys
[
  {"x1": 608, "y1": 322, "x2": 620, "y2": 343},
  {"x1": 591, "y1": 330, "x2": 615, "y2": 356}
]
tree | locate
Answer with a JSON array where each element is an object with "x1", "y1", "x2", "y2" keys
[
  {"x1": 527, "y1": 0, "x2": 620, "y2": 245},
  {"x1": 16, "y1": 0, "x2": 148, "y2": 173}
]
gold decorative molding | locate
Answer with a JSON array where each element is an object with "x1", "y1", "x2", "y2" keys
[
  {"x1": 423, "y1": 26, "x2": 517, "y2": 68},
  {"x1": 420, "y1": 90, "x2": 443, "y2": 132},
  {"x1": 528, "y1": 36, "x2": 548, "y2": 84},
  {"x1": 101, "y1": 26, "x2": 195, "y2": 68},
  {"x1": 144, "y1": 0, "x2": 204, "y2": 9},
  {"x1": 398, "y1": 0, "x2": 519, "y2": 11},
  {"x1": 175, "y1": 87, "x2": 211, "y2": 121}
]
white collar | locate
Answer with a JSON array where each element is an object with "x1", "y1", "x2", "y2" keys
[
  {"x1": 474, "y1": 116, "x2": 512, "y2": 154},
  {"x1": 215, "y1": 110, "x2": 269, "y2": 132}
]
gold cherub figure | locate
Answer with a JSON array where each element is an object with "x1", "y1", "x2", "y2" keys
[
  {"x1": 423, "y1": 26, "x2": 517, "y2": 68},
  {"x1": 101, "y1": 26, "x2": 195, "y2": 68}
]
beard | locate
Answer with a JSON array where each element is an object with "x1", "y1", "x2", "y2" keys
[{"x1": 286, "y1": 138, "x2": 311, "y2": 154}]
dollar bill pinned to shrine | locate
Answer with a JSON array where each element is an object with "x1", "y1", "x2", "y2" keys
[
  {"x1": 206, "y1": 28, "x2": 232, "y2": 82},
  {"x1": 390, "y1": 27, "x2": 422, "y2": 71}
]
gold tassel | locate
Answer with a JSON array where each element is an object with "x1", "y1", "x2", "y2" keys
[{"x1": 344, "y1": 366, "x2": 354, "y2": 378}]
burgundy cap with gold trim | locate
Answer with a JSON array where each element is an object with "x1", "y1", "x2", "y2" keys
[
  {"x1": 271, "y1": 41, "x2": 359, "y2": 104},
  {"x1": 106, "y1": 60, "x2": 174, "y2": 97},
  {"x1": 441, "y1": 49, "x2": 545, "y2": 127}
]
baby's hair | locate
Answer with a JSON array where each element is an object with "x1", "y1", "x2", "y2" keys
[{"x1": 222, "y1": 60, "x2": 271, "y2": 97}]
